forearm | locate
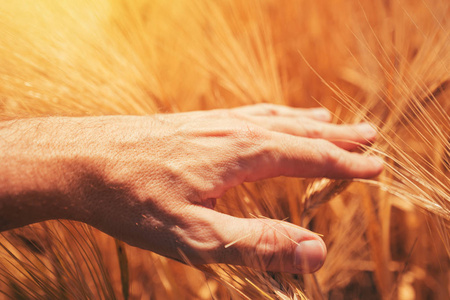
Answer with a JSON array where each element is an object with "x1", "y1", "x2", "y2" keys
[
  {"x1": 0, "y1": 115, "x2": 161, "y2": 232},
  {"x1": 0, "y1": 118, "x2": 77, "y2": 231}
]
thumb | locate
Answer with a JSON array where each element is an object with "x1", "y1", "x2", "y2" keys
[{"x1": 182, "y1": 207, "x2": 327, "y2": 274}]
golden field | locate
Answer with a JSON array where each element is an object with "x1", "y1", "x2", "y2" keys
[{"x1": 0, "y1": 0, "x2": 449, "y2": 299}]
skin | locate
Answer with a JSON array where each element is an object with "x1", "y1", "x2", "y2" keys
[{"x1": 0, "y1": 104, "x2": 383, "y2": 274}]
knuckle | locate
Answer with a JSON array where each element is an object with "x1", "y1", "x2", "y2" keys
[
  {"x1": 257, "y1": 103, "x2": 279, "y2": 115},
  {"x1": 316, "y1": 139, "x2": 336, "y2": 159},
  {"x1": 303, "y1": 122, "x2": 323, "y2": 138},
  {"x1": 253, "y1": 224, "x2": 289, "y2": 270},
  {"x1": 173, "y1": 217, "x2": 223, "y2": 264},
  {"x1": 234, "y1": 123, "x2": 267, "y2": 145},
  {"x1": 213, "y1": 108, "x2": 243, "y2": 121},
  {"x1": 212, "y1": 108, "x2": 231, "y2": 119},
  {"x1": 316, "y1": 140, "x2": 344, "y2": 175},
  {"x1": 223, "y1": 109, "x2": 241, "y2": 119},
  {"x1": 257, "y1": 234, "x2": 278, "y2": 269},
  {"x1": 326, "y1": 145, "x2": 344, "y2": 166}
]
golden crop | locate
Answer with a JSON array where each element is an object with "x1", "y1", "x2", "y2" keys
[{"x1": 0, "y1": 0, "x2": 448, "y2": 299}]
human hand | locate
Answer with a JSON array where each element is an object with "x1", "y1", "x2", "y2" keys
[{"x1": 0, "y1": 104, "x2": 383, "y2": 273}]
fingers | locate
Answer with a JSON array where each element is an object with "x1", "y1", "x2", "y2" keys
[
  {"x1": 242, "y1": 134, "x2": 383, "y2": 182},
  {"x1": 228, "y1": 104, "x2": 377, "y2": 150},
  {"x1": 244, "y1": 116, "x2": 378, "y2": 150},
  {"x1": 232, "y1": 103, "x2": 332, "y2": 122},
  {"x1": 175, "y1": 206, "x2": 327, "y2": 274}
]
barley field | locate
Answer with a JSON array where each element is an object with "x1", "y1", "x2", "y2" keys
[{"x1": 0, "y1": 0, "x2": 449, "y2": 299}]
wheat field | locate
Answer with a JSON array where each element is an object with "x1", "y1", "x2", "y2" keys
[{"x1": 0, "y1": 0, "x2": 449, "y2": 299}]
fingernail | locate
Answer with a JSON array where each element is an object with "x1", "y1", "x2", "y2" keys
[
  {"x1": 355, "y1": 123, "x2": 377, "y2": 139},
  {"x1": 294, "y1": 240, "x2": 326, "y2": 273},
  {"x1": 311, "y1": 108, "x2": 331, "y2": 121}
]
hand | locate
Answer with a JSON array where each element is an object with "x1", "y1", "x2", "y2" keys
[{"x1": 0, "y1": 104, "x2": 383, "y2": 273}]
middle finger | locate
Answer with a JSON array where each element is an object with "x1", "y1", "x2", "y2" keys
[{"x1": 243, "y1": 115, "x2": 378, "y2": 150}]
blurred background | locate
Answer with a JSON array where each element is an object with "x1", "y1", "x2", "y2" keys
[{"x1": 0, "y1": 0, "x2": 449, "y2": 299}]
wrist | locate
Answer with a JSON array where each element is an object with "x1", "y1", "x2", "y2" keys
[{"x1": 0, "y1": 118, "x2": 81, "y2": 230}]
